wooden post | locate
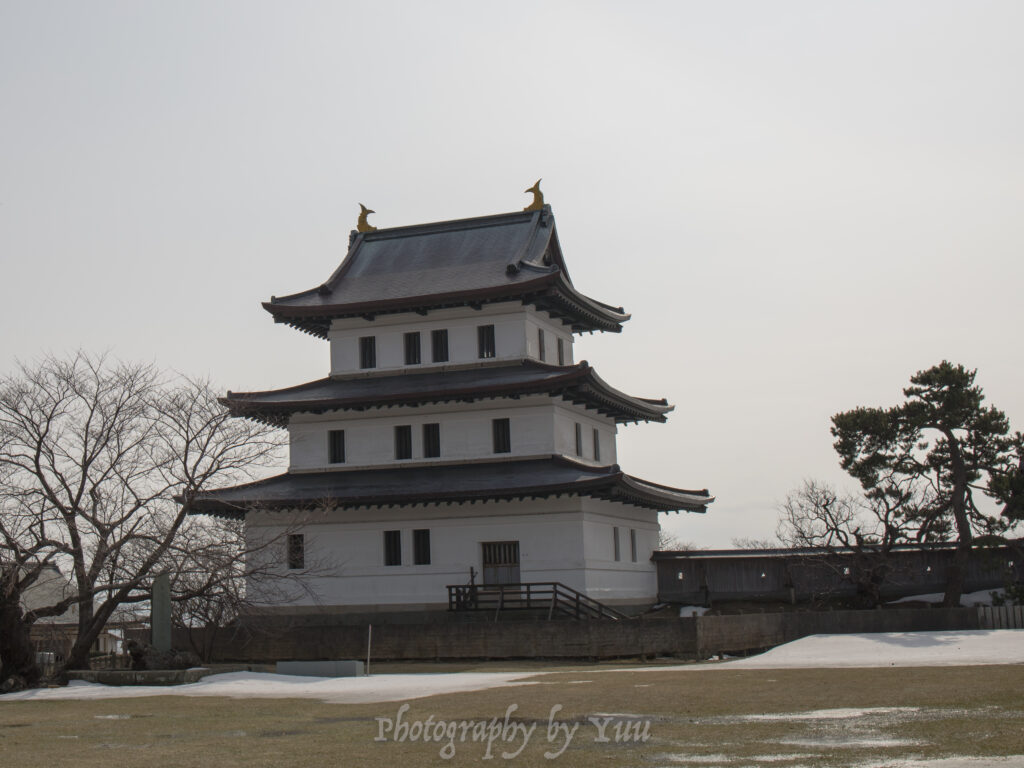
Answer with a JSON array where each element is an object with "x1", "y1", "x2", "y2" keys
[
  {"x1": 151, "y1": 572, "x2": 171, "y2": 652},
  {"x1": 366, "y1": 625, "x2": 372, "y2": 676}
]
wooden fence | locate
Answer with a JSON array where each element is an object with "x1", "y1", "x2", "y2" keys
[{"x1": 978, "y1": 605, "x2": 1024, "y2": 629}]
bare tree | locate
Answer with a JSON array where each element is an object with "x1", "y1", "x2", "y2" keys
[
  {"x1": 0, "y1": 352, "x2": 282, "y2": 684},
  {"x1": 776, "y1": 478, "x2": 924, "y2": 607},
  {"x1": 657, "y1": 530, "x2": 699, "y2": 551},
  {"x1": 730, "y1": 537, "x2": 779, "y2": 550},
  {"x1": 165, "y1": 513, "x2": 329, "y2": 662}
]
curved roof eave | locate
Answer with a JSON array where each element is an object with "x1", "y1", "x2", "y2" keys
[
  {"x1": 185, "y1": 457, "x2": 714, "y2": 518},
  {"x1": 221, "y1": 361, "x2": 673, "y2": 425},
  {"x1": 262, "y1": 276, "x2": 629, "y2": 337},
  {"x1": 618, "y1": 474, "x2": 714, "y2": 513}
]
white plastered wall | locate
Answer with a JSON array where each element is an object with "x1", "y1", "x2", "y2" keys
[
  {"x1": 524, "y1": 311, "x2": 574, "y2": 366},
  {"x1": 579, "y1": 498, "x2": 661, "y2": 603},
  {"x1": 288, "y1": 397, "x2": 618, "y2": 471},
  {"x1": 552, "y1": 404, "x2": 618, "y2": 466},
  {"x1": 245, "y1": 495, "x2": 660, "y2": 611},
  {"x1": 328, "y1": 303, "x2": 575, "y2": 375}
]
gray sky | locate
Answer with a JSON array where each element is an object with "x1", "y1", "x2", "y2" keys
[{"x1": 2, "y1": 1, "x2": 1022, "y2": 547}]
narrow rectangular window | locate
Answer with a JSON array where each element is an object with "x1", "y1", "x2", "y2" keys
[
  {"x1": 593, "y1": 428, "x2": 601, "y2": 462},
  {"x1": 630, "y1": 529, "x2": 638, "y2": 562},
  {"x1": 477, "y1": 324, "x2": 496, "y2": 359},
  {"x1": 359, "y1": 336, "x2": 376, "y2": 369},
  {"x1": 492, "y1": 418, "x2": 511, "y2": 454},
  {"x1": 423, "y1": 423, "x2": 440, "y2": 458},
  {"x1": 557, "y1": 337, "x2": 565, "y2": 366},
  {"x1": 575, "y1": 423, "x2": 583, "y2": 457},
  {"x1": 287, "y1": 534, "x2": 304, "y2": 570},
  {"x1": 431, "y1": 329, "x2": 449, "y2": 363},
  {"x1": 404, "y1": 332, "x2": 421, "y2": 365},
  {"x1": 384, "y1": 530, "x2": 402, "y2": 566},
  {"x1": 394, "y1": 425, "x2": 412, "y2": 460},
  {"x1": 413, "y1": 529, "x2": 431, "y2": 565},
  {"x1": 537, "y1": 328, "x2": 546, "y2": 361},
  {"x1": 613, "y1": 527, "x2": 620, "y2": 562},
  {"x1": 328, "y1": 430, "x2": 346, "y2": 464}
]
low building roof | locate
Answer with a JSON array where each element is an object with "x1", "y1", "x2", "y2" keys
[
  {"x1": 263, "y1": 207, "x2": 629, "y2": 336},
  {"x1": 188, "y1": 456, "x2": 712, "y2": 517},
  {"x1": 222, "y1": 361, "x2": 672, "y2": 426},
  {"x1": 650, "y1": 542, "x2": 1017, "y2": 560}
]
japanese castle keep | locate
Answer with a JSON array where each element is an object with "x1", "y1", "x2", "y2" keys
[{"x1": 194, "y1": 188, "x2": 713, "y2": 616}]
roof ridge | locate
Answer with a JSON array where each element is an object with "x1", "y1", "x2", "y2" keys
[
  {"x1": 357, "y1": 208, "x2": 537, "y2": 240},
  {"x1": 267, "y1": 209, "x2": 541, "y2": 305}
]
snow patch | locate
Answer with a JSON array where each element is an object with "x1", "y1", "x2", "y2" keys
[
  {"x1": 629, "y1": 630, "x2": 1024, "y2": 671},
  {"x1": 780, "y1": 736, "x2": 921, "y2": 748},
  {"x1": 656, "y1": 754, "x2": 732, "y2": 764},
  {"x1": 736, "y1": 707, "x2": 918, "y2": 721},
  {"x1": 679, "y1": 605, "x2": 709, "y2": 617},
  {"x1": 857, "y1": 759, "x2": 1024, "y2": 768},
  {"x1": 591, "y1": 712, "x2": 648, "y2": 718},
  {"x1": 889, "y1": 589, "x2": 1006, "y2": 607},
  {"x1": 726, "y1": 630, "x2": 1024, "y2": 669},
  {"x1": 0, "y1": 670, "x2": 541, "y2": 705}
]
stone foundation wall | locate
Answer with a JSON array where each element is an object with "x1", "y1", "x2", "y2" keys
[{"x1": 158, "y1": 607, "x2": 981, "y2": 663}]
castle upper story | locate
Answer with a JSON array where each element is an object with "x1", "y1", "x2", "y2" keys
[
  {"x1": 192, "y1": 192, "x2": 713, "y2": 517},
  {"x1": 262, "y1": 206, "x2": 630, "y2": 340},
  {"x1": 221, "y1": 198, "x2": 676, "y2": 474},
  {"x1": 326, "y1": 302, "x2": 573, "y2": 376}
]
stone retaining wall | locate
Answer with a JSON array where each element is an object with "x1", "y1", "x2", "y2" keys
[{"x1": 156, "y1": 607, "x2": 981, "y2": 663}]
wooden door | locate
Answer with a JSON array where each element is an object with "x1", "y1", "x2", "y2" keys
[{"x1": 481, "y1": 541, "x2": 520, "y2": 585}]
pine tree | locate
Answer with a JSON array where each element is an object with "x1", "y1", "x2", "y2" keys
[{"x1": 831, "y1": 361, "x2": 1024, "y2": 606}]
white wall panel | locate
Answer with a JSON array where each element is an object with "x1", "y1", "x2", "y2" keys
[
  {"x1": 244, "y1": 496, "x2": 663, "y2": 608},
  {"x1": 328, "y1": 303, "x2": 574, "y2": 375}
]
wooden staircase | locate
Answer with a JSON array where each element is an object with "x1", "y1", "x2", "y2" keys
[{"x1": 446, "y1": 582, "x2": 630, "y2": 621}]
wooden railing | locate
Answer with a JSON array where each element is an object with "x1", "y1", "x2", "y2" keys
[{"x1": 446, "y1": 582, "x2": 629, "y2": 621}]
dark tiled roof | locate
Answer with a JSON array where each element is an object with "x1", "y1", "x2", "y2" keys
[
  {"x1": 263, "y1": 207, "x2": 629, "y2": 336},
  {"x1": 651, "y1": 542, "x2": 1021, "y2": 560},
  {"x1": 187, "y1": 457, "x2": 712, "y2": 517},
  {"x1": 222, "y1": 361, "x2": 672, "y2": 426}
]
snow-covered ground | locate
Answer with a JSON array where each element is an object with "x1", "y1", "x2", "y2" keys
[
  {"x1": 888, "y1": 589, "x2": 1005, "y2": 607},
  {"x1": 1, "y1": 630, "x2": 1021, "y2": 704},
  {"x1": 721, "y1": 629, "x2": 1024, "y2": 670},
  {"x1": 0, "y1": 669, "x2": 540, "y2": 704}
]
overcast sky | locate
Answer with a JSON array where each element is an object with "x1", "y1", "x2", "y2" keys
[{"x1": 2, "y1": 1, "x2": 1022, "y2": 547}]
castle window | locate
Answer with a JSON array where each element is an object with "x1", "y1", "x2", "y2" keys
[
  {"x1": 287, "y1": 534, "x2": 305, "y2": 570},
  {"x1": 557, "y1": 337, "x2": 565, "y2": 366},
  {"x1": 630, "y1": 529, "x2": 638, "y2": 562},
  {"x1": 613, "y1": 527, "x2": 621, "y2": 562},
  {"x1": 423, "y1": 423, "x2": 441, "y2": 458},
  {"x1": 384, "y1": 530, "x2": 401, "y2": 566},
  {"x1": 328, "y1": 430, "x2": 345, "y2": 464},
  {"x1": 537, "y1": 329, "x2": 546, "y2": 361},
  {"x1": 359, "y1": 336, "x2": 376, "y2": 369},
  {"x1": 413, "y1": 529, "x2": 431, "y2": 565},
  {"x1": 404, "y1": 332, "x2": 421, "y2": 365},
  {"x1": 593, "y1": 428, "x2": 600, "y2": 462},
  {"x1": 431, "y1": 329, "x2": 449, "y2": 362},
  {"x1": 478, "y1": 324, "x2": 496, "y2": 359},
  {"x1": 492, "y1": 418, "x2": 511, "y2": 454},
  {"x1": 394, "y1": 425, "x2": 412, "y2": 460},
  {"x1": 574, "y1": 423, "x2": 583, "y2": 457}
]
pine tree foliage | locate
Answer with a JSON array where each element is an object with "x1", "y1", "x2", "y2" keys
[{"x1": 831, "y1": 361, "x2": 1024, "y2": 606}]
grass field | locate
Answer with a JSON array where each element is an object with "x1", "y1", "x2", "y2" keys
[{"x1": 2, "y1": 662, "x2": 1023, "y2": 767}]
